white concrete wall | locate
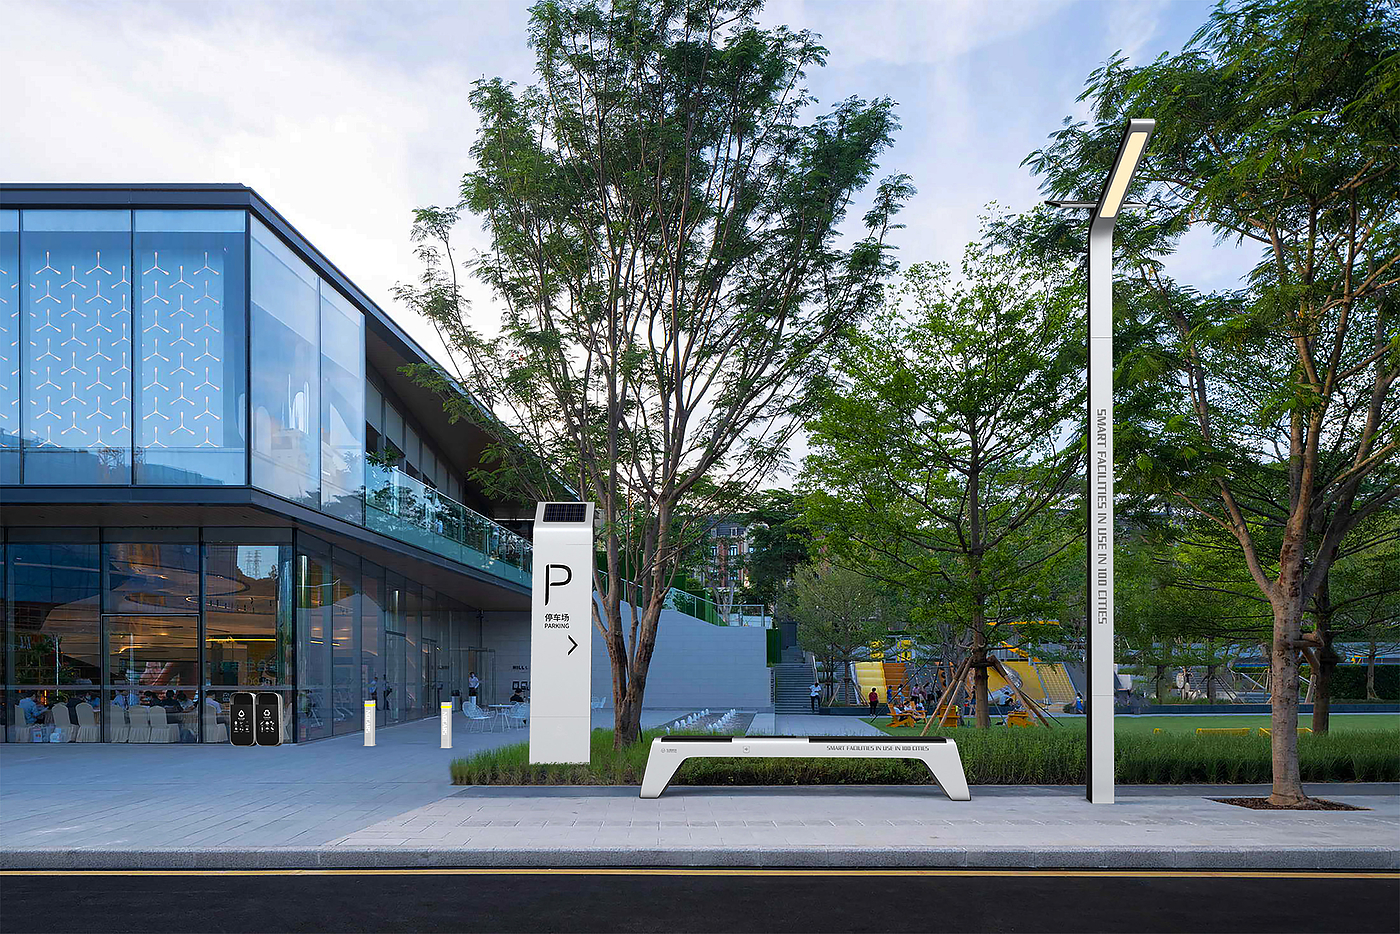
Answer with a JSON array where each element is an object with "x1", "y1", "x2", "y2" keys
[
  {"x1": 590, "y1": 606, "x2": 772, "y2": 710},
  {"x1": 486, "y1": 603, "x2": 771, "y2": 712}
]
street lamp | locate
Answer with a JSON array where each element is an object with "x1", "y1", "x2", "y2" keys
[{"x1": 1049, "y1": 117, "x2": 1155, "y2": 805}]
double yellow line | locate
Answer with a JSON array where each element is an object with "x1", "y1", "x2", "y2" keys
[{"x1": 2, "y1": 869, "x2": 1395, "y2": 879}]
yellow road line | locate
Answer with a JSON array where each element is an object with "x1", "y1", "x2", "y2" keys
[{"x1": 1, "y1": 869, "x2": 1395, "y2": 879}]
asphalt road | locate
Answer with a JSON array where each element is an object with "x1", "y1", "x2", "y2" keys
[{"x1": 2, "y1": 869, "x2": 1396, "y2": 934}]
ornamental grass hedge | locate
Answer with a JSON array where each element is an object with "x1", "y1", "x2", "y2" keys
[{"x1": 449, "y1": 727, "x2": 1398, "y2": 786}]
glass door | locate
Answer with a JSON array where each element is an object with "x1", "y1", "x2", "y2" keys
[
  {"x1": 104, "y1": 615, "x2": 200, "y2": 743},
  {"x1": 422, "y1": 639, "x2": 439, "y2": 714},
  {"x1": 385, "y1": 630, "x2": 406, "y2": 723}
]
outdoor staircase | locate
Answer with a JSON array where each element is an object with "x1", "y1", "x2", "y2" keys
[
  {"x1": 1035, "y1": 663, "x2": 1077, "y2": 705},
  {"x1": 773, "y1": 648, "x2": 815, "y2": 714}
]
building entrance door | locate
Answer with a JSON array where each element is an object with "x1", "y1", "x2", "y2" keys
[
  {"x1": 386, "y1": 630, "x2": 406, "y2": 724},
  {"x1": 423, "y1": 638, "x2": 439, "y2": 712},
  {"x1": 103, "y1": 615, "x2": 200, "y2": 743}
]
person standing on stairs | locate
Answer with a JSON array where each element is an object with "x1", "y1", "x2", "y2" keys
[{"x1": 809, "y1": 681, "x2": 821, "y2": 712}]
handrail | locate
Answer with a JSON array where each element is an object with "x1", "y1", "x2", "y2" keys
[{"x1": 362, "y1": 463, "x2": 532, "y2": 586}]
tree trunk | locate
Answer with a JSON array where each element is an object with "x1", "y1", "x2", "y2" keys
[
  {"x1": 971, "y1": 631, "x2": 990, "y2": 728},
  {"x1": 1205, "y1": 664, "x2": 1217, "y2": 703},
  {"x1": 1267, "y1": 594, "x2": 1308, "y2": 807},
  {"x1": 1154, "y1": 665, "x2": 1166, "y2": 704},
  {"x1": 1365, "y1": 643, "x2": 1379, "y2": 700},
  {"x1": 1309, "y1": 586, "x2": 1338, "y2": 734}
]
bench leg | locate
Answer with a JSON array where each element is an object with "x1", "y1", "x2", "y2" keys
[
  {"x1": 639, "y1": 750, "x2": 687, "y2": 799},
  {"x1": 922, "y1": 749, "x2": 970, "y2": 801}
]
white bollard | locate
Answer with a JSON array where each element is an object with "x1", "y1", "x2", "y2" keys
[
  {"x1": 364, "y1": 699, "x2": 376, "y2": 746},
  {"x1": 441, "y1": 702, "x2": 453, "y2": 748}
]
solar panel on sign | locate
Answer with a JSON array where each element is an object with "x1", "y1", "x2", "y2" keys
[{"x1": 542, "y1": 503, "x2": 588, "y2": 523}]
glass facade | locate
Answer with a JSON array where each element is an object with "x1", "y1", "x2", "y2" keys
[
  {"x1": 0, "y1": 211, "x2": 18, "y2": 484},
  {"x1": 1, "y1": 193, "x2": 533, "y2": 746},
  {"x1": 250, "y1": 218, "x2": 320, "y2": 508},
  {"x1": 21, "y1": 211, "x2": 133, "y2": 484},
  {"x1": 134, "y1": 210, "x2": 247, "y2": 485},
  {"x1": 2, "y1": 528, "x2": 481, "y2": 744},
  {"x1": 2, "y1": 203, "x2": 533, "y2": 589},
  {"x1": 319, "y1": 284, "x2": 364, "y2": 523}
]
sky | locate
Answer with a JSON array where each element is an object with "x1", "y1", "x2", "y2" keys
[{"x1": 3, "y1": 0, "x2": 1252, "y2": 377}]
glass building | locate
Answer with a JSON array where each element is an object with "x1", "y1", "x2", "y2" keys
[{"x1": 1, "y1": 184, "x2": 535, "y2": 745}]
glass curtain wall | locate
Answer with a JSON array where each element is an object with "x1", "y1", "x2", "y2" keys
[
  {"x1": 202, "y1": 541, "x2": 292, "y2": 743},
  {"x1": 330, "y1": 549, "x2": 360, "y2": 735},
  {"x1": 0, "y1": 211, "x2": 17, "y2": 484},
  {"x1": 295, "y1": 540, "x2": 332, "y2": 741},
  {"x1": 361, "y1": 560, "x2": 386, "y2": 727},
  {"x1": 319, "y1": 286, "x2": 364, "y2": 523},
  {"x1": 133, "y1": 210, "x2": 247, "y2": 485},
  {"x1": 4, "y1": 541, "x2": 101, "y2": 743},
  {"x1": 21, "y1": 211, "x2": 133, "y2": 484},
  {"x1": 2, "y1": 529, "x2": 475, "y2": 743},
  {"x1": 250, "y1": 218, "x2": 319, "y2": 509}
]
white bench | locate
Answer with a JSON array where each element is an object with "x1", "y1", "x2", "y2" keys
[{"x1": 639, "y1": 735, "x2": 970, "y2": 800}]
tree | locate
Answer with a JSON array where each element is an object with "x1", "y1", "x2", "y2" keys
[
  {"x1": 395, "y1": 0, "x2": 911, "y2": 747},
  {"x1": 1028, "y1": 0, "x2": 1399, "y2": 805},
  {"x1": 787, "y1": 564, "x2": 892, "y2": 704},
  {"x1": 802, "y1": 233, "x2": 1085, "y2": 727},
  {"x1": 735, "y1": 489, "x2": 813, "y2": 611}
]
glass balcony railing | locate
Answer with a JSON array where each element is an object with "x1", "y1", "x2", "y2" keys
[{"x1": 362, "y1": 463, "x2": 532, "y2": 587}]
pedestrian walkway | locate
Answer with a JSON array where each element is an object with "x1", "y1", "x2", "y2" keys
[
  {"x1": 3, "y1": 714, "x2": 1395, "y2": 870},
  {"x1": 771, "y1": 714, "x2": 883, "y2": 736}
]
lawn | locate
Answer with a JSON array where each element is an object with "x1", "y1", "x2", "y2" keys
[
  {"x1": 868, "y1": 716, "x2": 1394, "y2": 739},
  {"x1": 866, "y1": 713, "x2": 1400, "y2": 736},
  {"x1": 451, "y1": 722, "x2": 1400, "y2": 786}
]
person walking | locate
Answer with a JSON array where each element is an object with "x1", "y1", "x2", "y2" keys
[
  {"x1": 868, "y1": 688, "x2": 880, "y2": 717},
  {"x1": 809, "y1": 681, "x2": 821, "y2": 712}
]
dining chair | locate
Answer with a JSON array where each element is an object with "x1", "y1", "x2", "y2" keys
[
  {"x1": 49, "y1": 704, "x2": 77, "y2": 742},
  {"x1": 106, "y1": 704, "x2": 129, "y2": 743},
  {"x1": 74, "y1": 703, "x2": 100, "y2": 743},
  {"x1": 126, "y1": 705, "x2": 151, "y2": 744},
  {"x1": 203, "y1": 709, "x2": 228, "y2": 743},
  {"x1": 147, "y1": 706, "x2": 178, "y2": 743}
]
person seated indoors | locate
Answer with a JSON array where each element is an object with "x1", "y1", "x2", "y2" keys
[{"x1": 508, "y1": 689, "x2": 525, "y2": 703}]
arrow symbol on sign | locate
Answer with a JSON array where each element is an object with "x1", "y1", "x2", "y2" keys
[{"x1": 567, "y1": 635, "x2": 578, "y2": 656}]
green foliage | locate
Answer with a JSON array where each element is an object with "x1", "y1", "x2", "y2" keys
[
  {"x1": 800, "y1": 231, "x2": 1087, "y2": 669},
  {"x1": 787, "y1": 564, "x2": 894, "y2": 701},
  {"x1": 735, "y1": 489, "x2": 814, "y2": 611},
  {"x1": 397, "y1": 0, "x2": 912, "y2": 735},
  {"x1": 1310, "y1": 665, "x2": 1400, "y2": 701},
  {"x1": 449, "y1": 726, "x2": 1400, "y2": 785}
]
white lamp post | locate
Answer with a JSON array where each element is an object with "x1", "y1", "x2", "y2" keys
[{"x1": 1050, "y1": 117, "x2": 1155, "y2": 804}]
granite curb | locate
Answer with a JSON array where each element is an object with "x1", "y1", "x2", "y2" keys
[{"x1": 3, "y1": 845, "x2": 1396, "y2": 871}]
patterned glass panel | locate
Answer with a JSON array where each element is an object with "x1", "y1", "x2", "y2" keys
[
  {"x1": 250, "y1": 218, "x2": 319, "y2": 508},
  {"x1": 21, "y1": 210, "x2": 132, "y2": 484},
  {"x1": 134, "y1": 210, "x2": 247, "y2": 485},
  {"x1": 0, "y1": 211, "x2": 17, "y2": 483}
]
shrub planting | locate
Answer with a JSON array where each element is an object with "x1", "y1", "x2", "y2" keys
[{"x1": 449, "y1": 727, "x2": 1398, "y2": 786}]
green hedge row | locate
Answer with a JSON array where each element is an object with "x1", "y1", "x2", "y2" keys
[{"x1": 449, "y1": 728, "x2": 1399, "y2": 786}]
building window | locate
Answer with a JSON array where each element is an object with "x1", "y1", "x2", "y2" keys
[
  {"x1": 21, "y1": 210, "x2": 133, "y2": 484},
  {"x1": 134, "y1": 210, "x2": 247, "y2": 486},
  {"x1": 319, "y1": 284, "x2": 364, "y2": 523},
  {"x1": 0, "y1": 210, "x2": 17, "y2": 483},
  {"x1": 250, "y1": 218, "x2": 319, "y2": 508}
]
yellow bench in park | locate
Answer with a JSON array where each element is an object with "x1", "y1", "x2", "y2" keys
[
  {"x1": 887, "y1": 705, "x2": 926, "y2": 729},
  {"x1": 1195, "y1": 728, "x2": 1252, "y2": 736},
  {"x1": 1258, "y1": 727, "x2": 1311, "y2": 736}
]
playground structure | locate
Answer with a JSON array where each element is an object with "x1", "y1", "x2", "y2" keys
[{"x1": 852, "y1": 637, "x2": 1080, "y2": 717}]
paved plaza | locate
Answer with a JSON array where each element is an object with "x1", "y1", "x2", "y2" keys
[{"x1": 2, "y1": 710, "x2": 1396, "y2": 870}]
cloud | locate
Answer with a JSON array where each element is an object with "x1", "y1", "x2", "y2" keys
[{"x1": 0, "y1": 0, "x2": 531, "y2": 367}]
